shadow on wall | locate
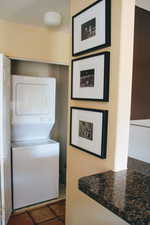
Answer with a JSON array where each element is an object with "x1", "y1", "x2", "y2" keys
[{"x1": 51, "y1": 65, "x2": 69, "y2": 184}]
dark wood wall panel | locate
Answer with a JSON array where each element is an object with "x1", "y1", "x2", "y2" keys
[{"x1": 131, "y1": 7, "x2": 150, "y2": 120}]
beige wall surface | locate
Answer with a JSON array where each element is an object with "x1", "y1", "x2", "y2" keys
[
  {"x1": 68, "y1": 191, "x2": 129, "y2": 225},
  {"x1": 0, "y1": 20, "x2": 70, "y2": 65},
  {"x1": 66, "y1": 0, "x2": 135, "y2": 225}
]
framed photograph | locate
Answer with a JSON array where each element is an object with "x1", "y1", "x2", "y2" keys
[
  {"x1": 71, "y1": 52, "x2": 110, "y2": 101},
  {"x1": 72, "y1": 0, "x2": 111, "y2": 56},
  {"x1": 70, "y1": 107, "x2": 108, "y2": 158}
]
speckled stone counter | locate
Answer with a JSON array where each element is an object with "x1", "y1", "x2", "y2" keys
[{"x1": 79, "y1": 166, "x2": 150, "y2": 225}]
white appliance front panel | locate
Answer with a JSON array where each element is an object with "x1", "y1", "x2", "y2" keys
[
  {"x1": 12, "y1": 142, "x2": 59, "y2": 209},
  {"x1": 12, "y1": 75, "x2": 56, "y2": 125},
  {"x1": 11, "y1": 123, "x2": 53, "y2": 142},
  {"x1": 16, "y1": 83, "x2": 50, "y2": 116}
]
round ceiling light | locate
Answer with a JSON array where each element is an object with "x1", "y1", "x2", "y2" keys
[{"x1": 44, "y1": 12, "x2": 62, "y2": 26}]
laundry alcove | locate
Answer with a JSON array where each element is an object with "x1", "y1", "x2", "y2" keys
[{"x1": 10, "y1": 58, "x2": 69, "y2": 208}]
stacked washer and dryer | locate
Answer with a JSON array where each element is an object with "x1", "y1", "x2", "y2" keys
[{"x1": 11, "y1": 75, "x2": 59, "y2": 210}]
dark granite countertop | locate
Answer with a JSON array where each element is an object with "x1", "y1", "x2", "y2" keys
[{"x1": 79, "y1": 159, "x2": 150, "y2": 225}]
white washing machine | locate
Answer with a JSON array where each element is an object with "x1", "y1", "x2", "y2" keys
[{"x1": 11, "y1": 75, "x2": 59, "y2": 210}]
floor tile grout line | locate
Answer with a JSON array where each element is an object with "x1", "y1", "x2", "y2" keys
[
  {"x1": 11, "y1": 211, "x2": 27, "y2": 217},
  {"x1": 11, "y1": 199, "x2": 65, "y2": 217},
  {"x1": 45, "y1": 205, "x2": 58, "y2": 220},
  {"x1": 57, "y1": 216, "x2": 65, "y2": 224},
  {"x1": 47, "y1": 203, "x2": 65, "y2": 219},
  {"x1": 47, "y1": 204, "x2": 61, "y2": 218},
  {"x1": 27, "y1": 206, "x2": 58, "y2": 224},
  {"x1": 9, "y1": 200, "x2": 65, "y2": 225},
  {"x1": 26, "y1": 210, "x2": 38, "y2": 225},
  {"x1": 37, "y1": 216, "x2": 61, "y2": 225},
  {"x1": 47, "y1": 204, "x2": 66, "y2": 224}
]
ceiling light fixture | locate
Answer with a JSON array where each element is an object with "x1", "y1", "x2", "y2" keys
[{"x1": 44, "y1": 12, "x2": 62, "y2": 27}]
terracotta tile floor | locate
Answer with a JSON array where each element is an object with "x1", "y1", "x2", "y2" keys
[{"x1": 8, "y1": 200, "x2": 65, "y2": 225}]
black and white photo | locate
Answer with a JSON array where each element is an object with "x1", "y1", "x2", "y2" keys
[
  {"x1": 71, "y1": 52, "x2": 110, "y2": 101},
  {"x1": 79, "y1": 120, "x2": 93, "y2": 140},
  {"x1": 70, "y1": 107, "x2": 108, "y2": 158},
  {"x1": 81, "y1": 18, "x2": 96, "y2": 41},
  {"x1": 72, "y1": 0, "x2": 111, "y2": 56},
  {"x1": 80, "y1": 69, "x2": 95, "y2": 88}
]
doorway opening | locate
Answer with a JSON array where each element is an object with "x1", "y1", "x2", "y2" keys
[
  {"x1": 0, "y1": 55, "x2": 69, "y2": 225},
  {"x1": 128, "y1": 5, "x2": 150, "y2": 172}
]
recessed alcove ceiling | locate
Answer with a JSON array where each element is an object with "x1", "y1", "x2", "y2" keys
[{"x1": 0, "y1": 0, "x2": 70, "y2": 31}]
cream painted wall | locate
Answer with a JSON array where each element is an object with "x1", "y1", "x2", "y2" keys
[
  {"x1": 68, "y1": 191, "x2": 129, "y2": 225},
  {"x1": 66, "y1": 0, "x2": 135, "y2": 225},
  {"x1": 0, "y1": 20, "x2": 70, "y2": 65}
]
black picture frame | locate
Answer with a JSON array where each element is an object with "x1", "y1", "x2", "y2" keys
[
  {"x1": 70, "y1": 107, "x2": 108, "y2": 159},
  {"x1": 72, "y1": 0, "x2": 111, "y2": 56},
  {"x1": 71, "y1": 52, "x2": 110, "y2": 101}
]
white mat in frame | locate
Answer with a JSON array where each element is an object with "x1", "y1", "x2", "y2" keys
[
  {"x1": 70, "y1": 107, "x2": 108, "y2": 158},
  {"x1": 71, "y1": 52, "x2": 110, "y2": 101},
  {"x1": 72, "y1": 0, "x2": 111, "y2": 56}
]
